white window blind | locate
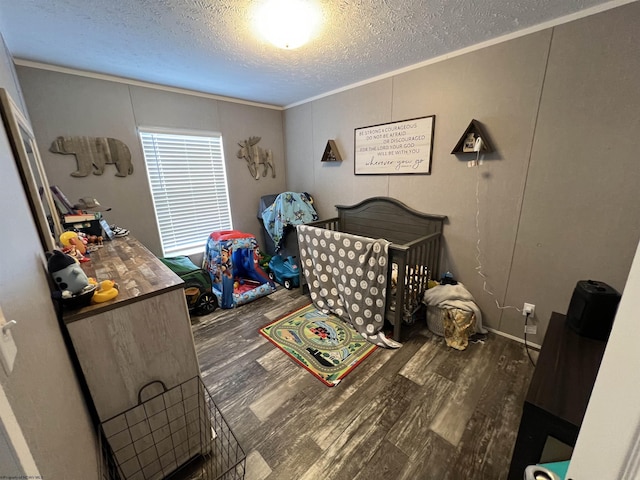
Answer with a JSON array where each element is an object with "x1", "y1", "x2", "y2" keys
[{"x1": 139, "y1": 129, "x2": 232, "y2": 256}]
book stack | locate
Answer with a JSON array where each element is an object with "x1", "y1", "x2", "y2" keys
[
  {"x1": 63, "y1": 211, "x2": 103, "y2": 223},
  {"x1": 62, "y1": 213, "x2": 103, "y2": 237},
  {"x1": 62, "y1": 212, "x2": 102, "y2": 224}
]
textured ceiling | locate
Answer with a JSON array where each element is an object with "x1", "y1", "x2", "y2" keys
[{"x1": 0, "y1": 0, "x2": 622, "y2": 107}]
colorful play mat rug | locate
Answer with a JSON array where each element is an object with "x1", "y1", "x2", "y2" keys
[{"x1": 259, "y1": 304, "x2": 377, "y2": 386}]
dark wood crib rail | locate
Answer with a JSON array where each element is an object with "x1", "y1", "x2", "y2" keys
[
  {"x1": 335, "y1": 196, "x2": 446, "y2": 245},
  {"x1": 308, "y1": 217, "x2": 340, "y2": 231}
]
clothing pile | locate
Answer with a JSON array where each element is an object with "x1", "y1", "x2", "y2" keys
[{"x1": 423, "y1": 283, "x2": 487, "y2": 350}]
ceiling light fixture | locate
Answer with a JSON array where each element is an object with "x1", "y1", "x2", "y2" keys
[{"x1": 256, "y1": 0, "x2": 321, "y2": 50}]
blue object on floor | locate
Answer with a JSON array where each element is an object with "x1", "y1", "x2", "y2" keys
[
  {"x1": 268, "y1": 255, "x2": 300, "y2": 289},
  {"x1": 525, "y1": 460, "x2": 570, "y2": 480},
  {"x1": 539, "y1": 460, "x2": 569, "y2": 479}
]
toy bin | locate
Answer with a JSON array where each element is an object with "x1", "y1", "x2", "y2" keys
[{"x1": 100, "y1": 377, "x2": 245, "y2": 480}]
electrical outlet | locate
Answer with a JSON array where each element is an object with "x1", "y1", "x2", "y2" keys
[
  {"x1": 524, "y1": 324, "x2": 537, "y2": 335},
  {"x1": 522, "y1": 303, "x2": 535, "y2": 317}
]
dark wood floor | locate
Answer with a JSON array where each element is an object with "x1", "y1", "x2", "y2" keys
[{"x1": 191, "y1": 288, "x2": 534, "y2": 480}]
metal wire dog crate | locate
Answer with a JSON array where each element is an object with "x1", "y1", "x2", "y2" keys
[{"x1": 100, "y1": 376, "x2": 245, "y2": 480}]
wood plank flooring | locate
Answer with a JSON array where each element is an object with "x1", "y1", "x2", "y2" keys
[{"x1": 191, "y1": 288, "x2": 534, "y2": 480}]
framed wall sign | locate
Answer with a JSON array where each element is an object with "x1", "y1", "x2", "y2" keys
[{"x1": 354, "y1": 115, "x2": 435, "y2": 175}]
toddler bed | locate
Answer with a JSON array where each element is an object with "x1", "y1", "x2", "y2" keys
[{"x1": 303, "y1": 197, "x2": 446, "y2": 342}]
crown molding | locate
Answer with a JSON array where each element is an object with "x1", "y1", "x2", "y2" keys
[
  {"x1": 13, "y1": 59, "x2": 283, "y2": 111},
  {"x1": 285, "y1": 0, "x2": 637, "y2": 109}
]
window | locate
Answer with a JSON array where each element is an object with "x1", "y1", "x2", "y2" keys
[{"x1": 139, "y1": 128, "x2": 232, "y2": 256}]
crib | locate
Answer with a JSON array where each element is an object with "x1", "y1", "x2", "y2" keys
[{"x1": 306, "y1": 197, "x2": 446, "y2": 341}]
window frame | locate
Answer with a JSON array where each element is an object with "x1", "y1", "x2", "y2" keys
[{"x1": 138, "y1": 126, "x2": 233, "y2": 257}]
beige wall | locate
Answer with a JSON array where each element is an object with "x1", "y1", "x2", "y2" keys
[
  {"x1": 17, "y1": 68, "x2": 287, "y2": 257},
  {"x1": 499, "y1": 4, "x2": 640, "y2": 341},
  {"x1": 0, "y1": 33, "x2": 100, "y2": 479},
  {"x1": 284, "y1": 2, "x2": 640, "y2": 342},
  {"x1": 13, "y1": 3, "x2": 640, "y2": 345}
]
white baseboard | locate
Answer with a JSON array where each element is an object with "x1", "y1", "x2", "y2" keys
[{"x1": 486, "y1": 327, "x2": 542, "y2": 351}]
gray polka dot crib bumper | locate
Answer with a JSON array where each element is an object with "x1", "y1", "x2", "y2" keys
[
  {"x1": 297, "y1": 224, "x2": 401, "y2": 348},
  {"x1": 299, "y1": 196, "x2": 447, "y2": 343}
]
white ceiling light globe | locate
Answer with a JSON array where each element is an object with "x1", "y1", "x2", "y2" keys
[{"x1": 256, "y1": 0, "x2": 321, "y2": 49}]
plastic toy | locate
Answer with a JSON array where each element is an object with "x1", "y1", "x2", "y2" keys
[
  {"x1": 203, "y1": 230, "x2": 275, "y2": 309},
  {"x1": 59, "y1": 230, "x2": 91, "y2": 261},
  {"x1": 90, "y1": 279, "x2": 119, "y2": 303},
  {"x1": 159, "y1": 256, "x2": 217, "y2": 315},
  {"x1": 89, "y1": 277, "x2": 119, "y2": 303},
  {"x1": 257, "y1": 250, "x2": 272, "y2": 273},
  {"x1": 59, "y1": 230, "x2": 79, "y2": 247},
  {"x1": 268, "y1": 255, "x2": 300, "y2": 290}
]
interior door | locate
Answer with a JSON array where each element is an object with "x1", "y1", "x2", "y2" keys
[
  {"x1": 0, "y1": 87, "x2": 62, "y2": 251},
  {"x1": 0, "y1": 419, "x2": 25, "y2": 477},
  {"x1": 0, "y1": 382, "x2": 40, "y2": 477}
]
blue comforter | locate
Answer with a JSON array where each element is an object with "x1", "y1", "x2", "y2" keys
[{"x1": 261, "y1": 192, "x2": 318, "y2": 250}]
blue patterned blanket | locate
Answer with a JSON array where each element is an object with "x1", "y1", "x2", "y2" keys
[{"x1": 261, "y1": 192, "x2": 318, "y2": 250}]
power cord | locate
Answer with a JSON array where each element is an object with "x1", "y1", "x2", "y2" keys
[
  {"x1": 474, "y1": 161, "x2": 522, "y2": 314},
  {"x1": 474, "y1": 156, "x2": 536, "y2": 366},
  {"x1": 524, "y1": 312, "x2": 537, "y2": 367}
]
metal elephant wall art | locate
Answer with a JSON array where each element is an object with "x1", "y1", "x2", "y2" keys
[
  {"x1": 237, "y1": 136, "x2": 275, "y2": 180},
  {"x1": 50, "y1": 136, "x2": 133, "y2": 177}
]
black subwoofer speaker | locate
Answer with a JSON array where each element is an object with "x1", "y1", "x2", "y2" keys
[{"x1": 566, "y1": 280, "x2": 621, "y2": 341}]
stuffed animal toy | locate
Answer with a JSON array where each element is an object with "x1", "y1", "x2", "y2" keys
[{"x1": 46, "y1": 250, "x2": 90, "y2": 295}]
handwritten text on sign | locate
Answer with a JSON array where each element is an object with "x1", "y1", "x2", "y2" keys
[{"x1": 354, "y1": 116, "x2": 434, "y2": 175}]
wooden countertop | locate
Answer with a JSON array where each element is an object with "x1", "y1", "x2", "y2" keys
[{"x1": 62, "y1": 236, "x2": 184, "y2": 324}]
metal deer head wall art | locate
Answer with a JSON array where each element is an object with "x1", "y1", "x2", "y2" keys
[{"x1": 237, "y1": 136, "x2": 275, "y2": 180}]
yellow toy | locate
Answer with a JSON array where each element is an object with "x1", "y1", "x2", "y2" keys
[
  {"x1": 59, "y1": 231, "x2": 79, "y2": 247},
  {"x1": 60, "y1": 231, "x2": 89, "y2": 260},
  {"x1": 89, "y1": 278, "x2": 119, "y2": 303}
]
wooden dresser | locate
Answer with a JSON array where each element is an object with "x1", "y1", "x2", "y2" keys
[
  {"x1": 507, "y1": 312, "x2": 606, "y2": 479},
  {"x1": 62, "y1": 236, "x2": 200, "y2": 422}
]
